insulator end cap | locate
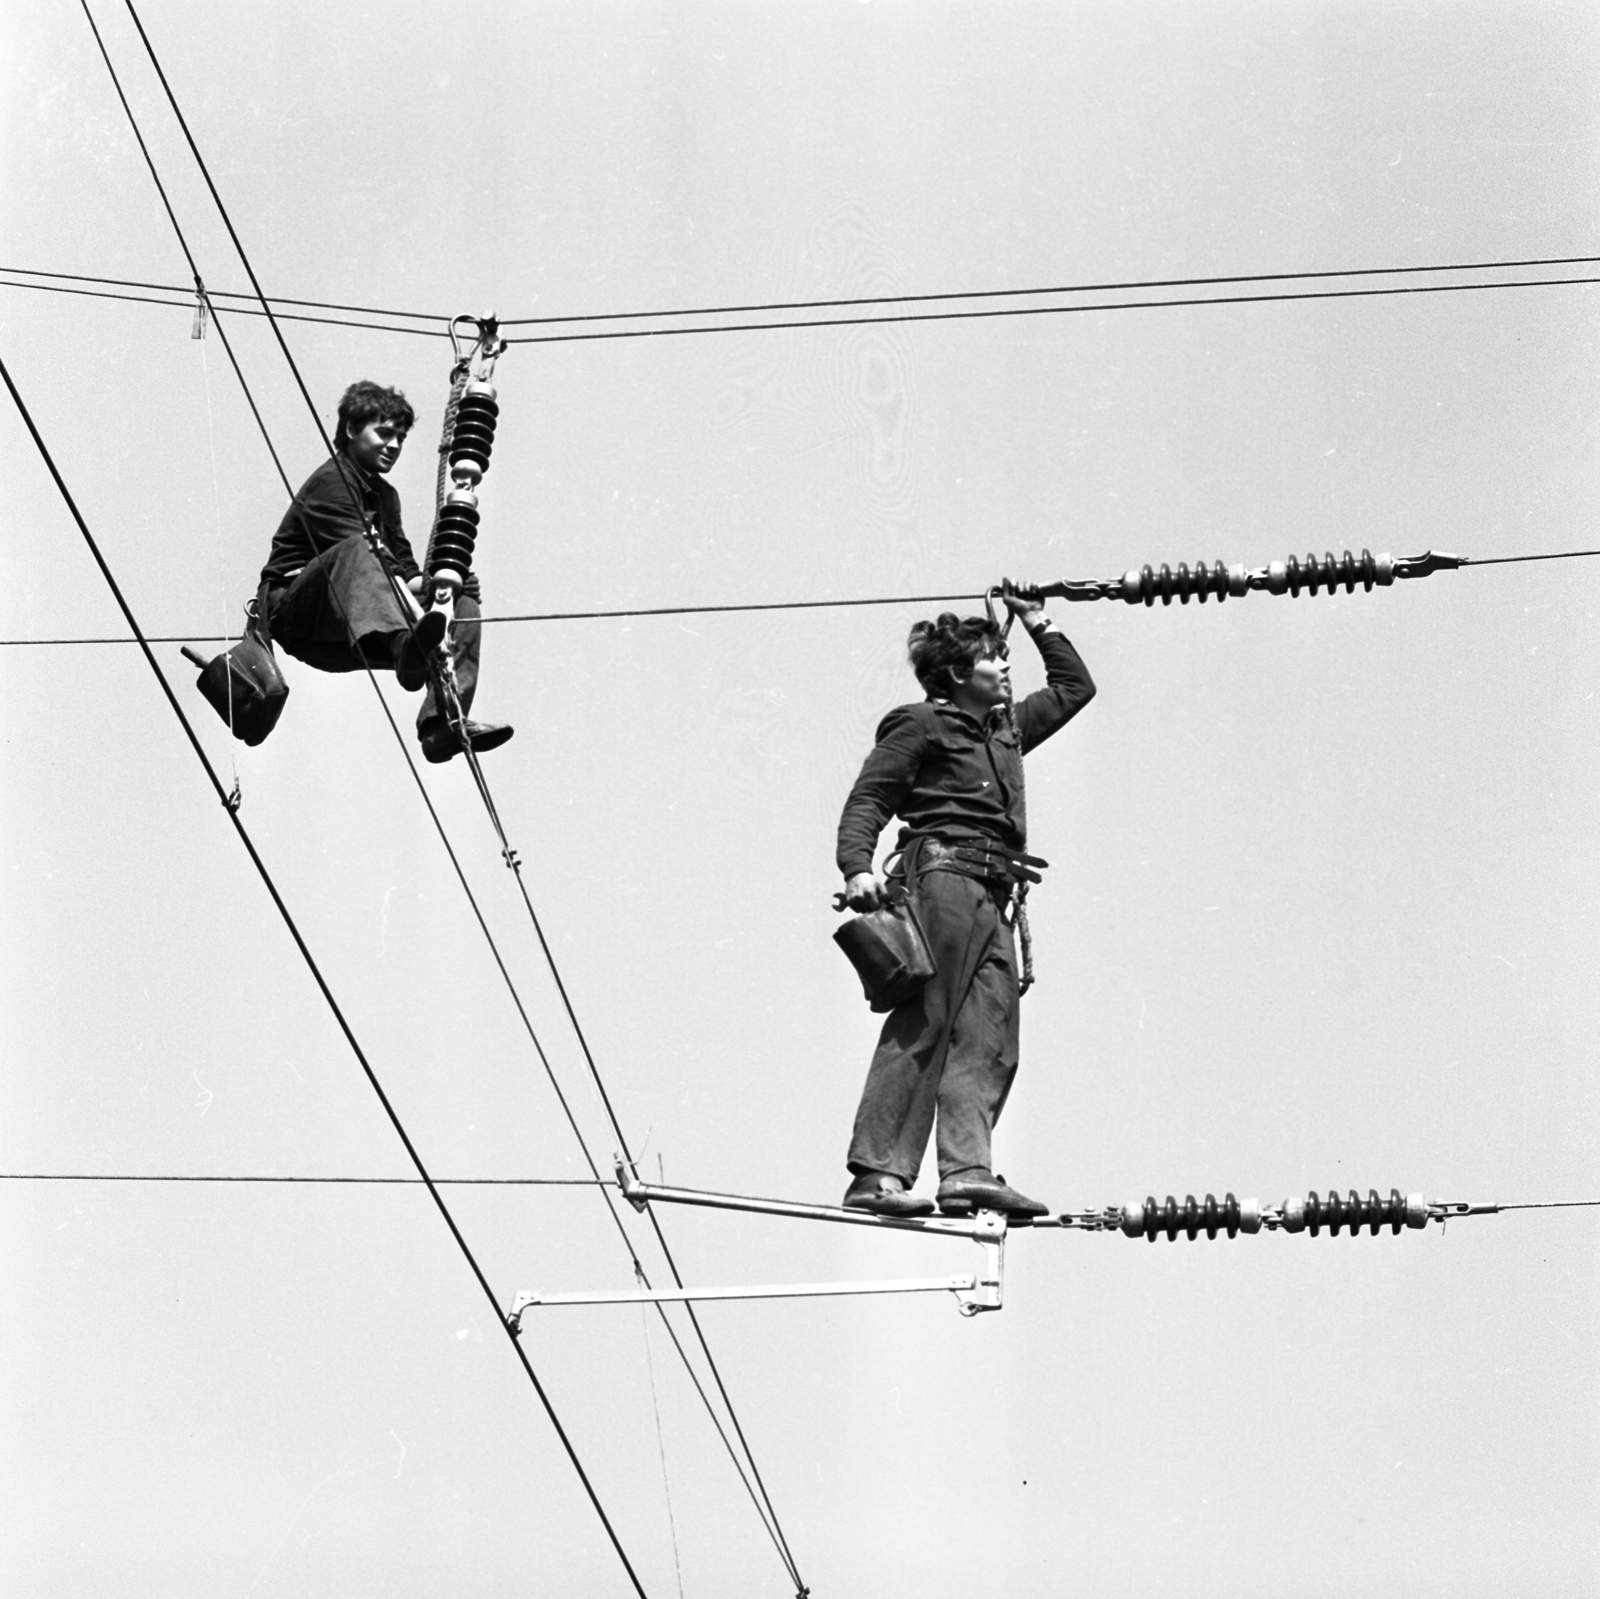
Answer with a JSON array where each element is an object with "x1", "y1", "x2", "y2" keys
[
  {"x1": 1238, "y1": 1198, "x2": 1263, "y2": 1234},
  {"x1": 445, "y1": 487, "x2": 479, "y2": 509},
  {"x1": 1280, "y1": 1196, "x2": 1307, "y2": 1234},
  {"x1": 1119, "y1": 1201, "x2": 1146, "y2": 1238},
  {"x1": 1404, "y1": 1192, "x2": 1429, "y2": 1229}
]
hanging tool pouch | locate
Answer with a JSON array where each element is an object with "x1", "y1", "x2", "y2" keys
[
  {"x1": 182, "y1": 582, "x2": 289, "y2": 747},
  {"x1": 832, "y1": 880, "x2": 936, "y2": 1014}
]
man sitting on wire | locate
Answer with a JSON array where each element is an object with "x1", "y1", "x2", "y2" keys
[
  {"x1": 260, "y1": 379, "x2": 512, "y2": 764},
  {"x1": 836, "y1": 586, "x2": 1095, "y2": 1218}
]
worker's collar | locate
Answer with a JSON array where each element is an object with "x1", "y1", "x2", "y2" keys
[
  {"x1": 335, "y1": 450, "x2": 381, "y2": 492},
  {"x1": 928, "y1": 697, "x2": 1003, "y2": 733}
]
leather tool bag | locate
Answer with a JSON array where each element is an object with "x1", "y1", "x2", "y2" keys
[
  {"x1": 182, "y1": 582, "x2": 289, "y2": 747},
  {"x1": 833, "y1": 887, "x2": 936, "y2": 1013}
]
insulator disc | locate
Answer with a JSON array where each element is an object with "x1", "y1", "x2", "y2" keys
[
  {"x1": 429, "y1": 532, "x2": 476, "y2": 576},
  {"x1": 451, "y1": 419, "x2": 497, "y2": 449},
  {"x1": 436, "y1": 500, "x2": 480, "y2": 531},
  {"x1": 427, "y1": 496, "x2": 480, "y2": 579}
]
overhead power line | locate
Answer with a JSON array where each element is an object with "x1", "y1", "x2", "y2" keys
[
  {"x1": 0, "y1": 264, "x2": 441, "y2": 321},
  {"x1": 6, "y1": 251, "x2": 1599, "y2": 346},
  {"x1": 6, "y1": 545, "x2": 1600, "y2": 650},
  {"x1": 501, "y1": 251, "x2": 1600, "y2": 325},
  {"x1": 0, "y1": 274, "x2": 445, "y2": 338},
  {"x1": 503, "y1": 270, "x2": 1600, "y2": 346},
  {"x1": 86, "y1": 5, "x2": 808, "y2": 1587},
  {"x1": 8, "y1": 1172, "x2": 1600, "y2": 1210},
  {"x1": 0, "y1": 1173, "x2": 609, "y2": 1185},
  {"x1": 3, "y1": 344, "x2": 649, "y2": 1599},
  {"x1": 66, "y1": 8, "x2": 654, "y2": 1588}
]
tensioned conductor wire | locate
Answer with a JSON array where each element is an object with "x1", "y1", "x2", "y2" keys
[
  {"x1": 7, "y1": 248, "x2": 1600, "y2": 339},
  {"x1": 1, "y1": 350, "x2": 650, "y2": 1599},
  {"x1": 9, "y1": 1175, "x2": 1600, "y2": 1212},
  {"x1": 102, "y1": 2, "x2": 807, "y2": 1586},
  {"x1": 7, "y1": 262, "x2": 1597, "y2": 345},
  {"x1": 71, "y1": 3, "x2": 655, "y2": 1586},
  {"x1": 8, "y1": 543, "x2": 1600, "y2": 649}
]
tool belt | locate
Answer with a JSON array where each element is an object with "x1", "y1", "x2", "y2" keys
[
  {"x1": 904, "y1": 835, "x2": 1047, "y2": 896},
  {"x1": 902, "y1": 833, "x2": 1046, "y2": 996}
]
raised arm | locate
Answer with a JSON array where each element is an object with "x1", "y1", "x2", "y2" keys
[{"x1": 1009, "y1": 609, "x2": 1095, "y2": 753}]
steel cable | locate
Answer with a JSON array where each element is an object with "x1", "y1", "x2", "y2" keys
[
  {"x1": 9, "y1": 541, "x2": 1600, "y2": 650},
  {"x1": 8, "y1": 247, "x2": 1600, "y2": 339},
  {"x1": 2, "y1": 349, "x2": 650, "y2": 1599},
  {"x1": 108, "y1": 3, "x2": 807, "y2": 1584}
]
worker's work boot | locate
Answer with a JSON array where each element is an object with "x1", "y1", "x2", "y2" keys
[
  {"x1": 842, "y1": 1172, "x2": 935, "y2": 1218},
  {"x1": 936, "y1": 1172, "x2": 1049, "y2": 1219},
  {"x1": 419, "y1": 719, "x2": 515, "y2": 764},
  {"x1": 392, "y1": 610, "x2": 447, "y2": 691}
]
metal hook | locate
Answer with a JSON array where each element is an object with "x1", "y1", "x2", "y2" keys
[
  {"x1": 448, "y1": 312, "x2": 483, "y2": 368},
  {"x1": 983, "y1": 585, "x2": 1017, "y2": 640}
]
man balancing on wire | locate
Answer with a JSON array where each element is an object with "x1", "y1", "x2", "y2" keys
[
  {"x1": 260, "y1": 380, "x2": 512, "y2": 763},
  {"x1": 835, "y1": 585, "x2": 1095, "y2": 1219}
]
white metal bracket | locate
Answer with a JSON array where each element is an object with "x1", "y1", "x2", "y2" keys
[{"x1": 503, "y1": 1165, "x2": 1010, "y2": 1331}]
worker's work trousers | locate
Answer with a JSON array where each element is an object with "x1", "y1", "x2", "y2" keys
[
  {"x1": 846, "y1": 867, "x2": 1021, "y2": 1186},
  {"x1": 266, "y1": 534, "x2": 479, "y2": 732}
]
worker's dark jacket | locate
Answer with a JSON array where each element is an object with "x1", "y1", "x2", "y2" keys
[
  {"x1": 259, "y1": 454, "x2": 421, "y2": 589},
  {"x1": 836, "y1": 629, "x2": 1095, "y2": 879}
]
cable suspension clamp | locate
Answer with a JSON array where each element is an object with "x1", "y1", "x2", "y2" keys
[{"x1": 1033, "y1": 548, "x2": 1463, "y2": 608}]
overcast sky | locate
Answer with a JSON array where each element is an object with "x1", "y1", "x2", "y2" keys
[{"x1": 4, "y1": 3, "x2": 1600, "y2": 1595}]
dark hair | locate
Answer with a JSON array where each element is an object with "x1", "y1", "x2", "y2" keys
[
  {"x1": 334, "y1": 380, "x2": 416, "y2": 450},
  {"x1": 907, "y1": 612, "x2": 1007, "y2": 696}
]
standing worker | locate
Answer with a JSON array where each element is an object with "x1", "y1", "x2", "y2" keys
[
  {"x1": 260, "y1": 380, "x2": 512, "y2": 763},
  {"x1": 836, "y1": 586, "x2": 1095, "y2": 1218}
]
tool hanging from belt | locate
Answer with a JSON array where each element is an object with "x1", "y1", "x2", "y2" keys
[{"x1": 900, "y1": 830, "x2": 1048, "y2": 996}]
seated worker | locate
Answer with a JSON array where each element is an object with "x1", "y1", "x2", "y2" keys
[
  {"x1": 836, "y1": 588, "x2": 1094, "y2": 1218},
  {"x1": 260, "y1": 379, "x2": 512, "y2": 764}
]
